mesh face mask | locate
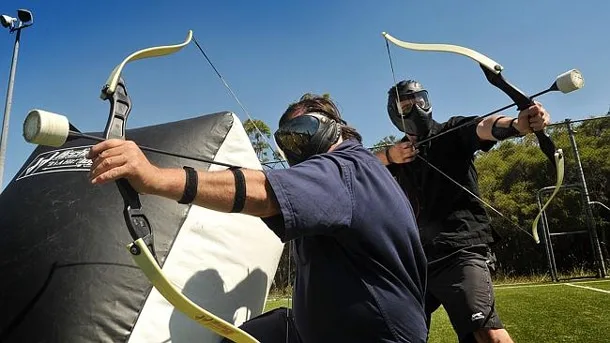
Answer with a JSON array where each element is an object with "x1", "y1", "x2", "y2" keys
[
  {"x1": 387, "y1": 81, "x2": 433, "y2": 137},
  {"x1": 396, "y1": 90, "x2": 431, "y2": 115}
]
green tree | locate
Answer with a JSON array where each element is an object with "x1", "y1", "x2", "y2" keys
[
  {"x1": 474, "y1": 116, "x2": 610, "y2": 275},
  {"x1": 370, "y1": 135, "x2": 398, "y2": 153},
  {"x1": 243, "y1": 118, "x2": 272, "y2": 162}
]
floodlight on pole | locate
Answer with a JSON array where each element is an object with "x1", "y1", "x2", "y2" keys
[{"x1": 0, "y1": 8, "x2": 34, "y2": 189}]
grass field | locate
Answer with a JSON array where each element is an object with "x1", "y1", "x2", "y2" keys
[{"x1": 265, "y1": 278, "x2": 610, "y2": 342}]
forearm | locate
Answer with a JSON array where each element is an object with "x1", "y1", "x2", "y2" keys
[
  {"x1": 375, "y1": 149, "x2": 392, "y2": 165},
  {"x1": 477, "y1": 115, "x2": 519, "y2": 141},
  {"x1": 151, "y1": 168, "x2": 280, "y2": 218}
]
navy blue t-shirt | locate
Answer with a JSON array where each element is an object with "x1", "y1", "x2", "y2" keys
[{"x1": 263, "y1": 139, "x2": 428, "y2": 343}]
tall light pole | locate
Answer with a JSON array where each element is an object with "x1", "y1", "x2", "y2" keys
[{"x1": 0, "y1": 9, "x2": 34, "y2": 189}]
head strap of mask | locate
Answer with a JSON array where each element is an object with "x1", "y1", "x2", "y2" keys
[
  {"x1": 275, "y1": 112, "x2": 342, "y2": 166},
  {"x1": 387, "y1": 80, "x2": 433, "y2": 137}
]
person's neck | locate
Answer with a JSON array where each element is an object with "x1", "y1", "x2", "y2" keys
[{"x1": 328, "y1": 136, "x2": 344, "y2": 152}]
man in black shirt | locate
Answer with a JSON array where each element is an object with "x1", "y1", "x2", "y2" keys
[{"x1": 375, "y1": 80, "x2": 551, "y2": 343}]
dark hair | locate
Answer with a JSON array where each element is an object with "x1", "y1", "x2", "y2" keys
[{"x1": 280, "y1": 93, "x2": 362, "y2": 142}]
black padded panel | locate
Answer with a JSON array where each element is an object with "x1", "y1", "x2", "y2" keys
[{"x1": 0, "y1": 111, "x2": 235, "y2": 342}]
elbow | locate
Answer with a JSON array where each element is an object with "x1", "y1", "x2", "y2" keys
[
  {"x1": 477, "y1": 117, "x2": 497, "y2": 142},
  {"x1": 254, "y1": 191, "x2": 280, "y2": 217},
  {"x1": 245, "y1": 186, "x2": 280, "y2": 218},
  {"x1": 258, "y1": 178, "x2": 280, "y2": 217},
  {"x1": 258, "y1": 201, "x2": 280, "y2": 218},
  {"x1": 244, "y1": 199, "x2": 279, "y2": 218}
]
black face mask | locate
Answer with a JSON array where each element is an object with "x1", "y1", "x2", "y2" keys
[
  {"x1": 387, "y1": 80, "x2": 434, "y2": 138},
  {"x1": 404, "y1": 109, "x2": 433, "y2": 138},
  {"x1": 274, "y1": 112, "x2": 341, "y2": 166}
]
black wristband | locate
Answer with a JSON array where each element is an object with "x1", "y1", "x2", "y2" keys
[
  {"x1": 230, "y1": 167, "x2": 246, "y2": 213},
  {"x1": 385, "y1": 147, "x2": 395, "y2": 164},
  {"x1": 178, "y1": 166, "x2": 198, "y2": 204}
]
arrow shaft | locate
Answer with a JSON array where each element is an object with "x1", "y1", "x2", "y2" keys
[
  {"x1": 70, "y1": 131, "x2": 240, "y2": 169},
  {"x1": 415, "y1": 87, "x2": 552, "y2": 147}
]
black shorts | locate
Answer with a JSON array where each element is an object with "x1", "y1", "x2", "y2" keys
[
  {"x1": 425, "y1": 245, "x2": 503, "y2": 343},
  {"x1": 220, "y1": 307, "x2": 302, "y2": 343}
]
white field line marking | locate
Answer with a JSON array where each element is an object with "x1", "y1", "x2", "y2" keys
[
  {"x1": 494, "y1": 278, "x2": 610, "y2": 290},
  {"x1": 564, "y1": 282, "x2": 610, "y2": 294}
]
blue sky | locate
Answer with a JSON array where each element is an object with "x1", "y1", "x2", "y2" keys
[{"x1": 1, "y1": 0, "x2": 608, "y2": 189}]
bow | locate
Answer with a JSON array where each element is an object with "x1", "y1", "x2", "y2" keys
[
  {"x1": 382, "y1": 32, "x2": 576, "y2": 244},
  {"x1": 101, "y1": 30, "x2": 259, "y2": 343},
  {"x1": 24, "y1": 30, "x2": 259, "y2": 343}
]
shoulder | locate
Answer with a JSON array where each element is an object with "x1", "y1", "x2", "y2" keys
[
  {"x1": 263, "y1": 139, "x2": 376, "y2": 190},
  {"x1": 439, "y1": 115, "x2": 496, "y2": 153},
  {"x1": 431, "y1": 115, "x2": 483, "y2": 140},
  {"x1": 321, "y1": 139, "x2": 378, "y2": 167},
  {"x1": 264, "y1": 146, "x2": 350, "y2": 187},
  {"x1": 264, "y1": 155, "x2": 341, "y2": 184}
]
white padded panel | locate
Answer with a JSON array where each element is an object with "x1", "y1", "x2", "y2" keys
[{"x1": 129, "y1": 113, "x2": 284, "y2": 342}]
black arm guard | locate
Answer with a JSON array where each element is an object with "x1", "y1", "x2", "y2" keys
[
  {"x1": 491, "y1": 116, "x2": 523, "y2": 140},
  {"x1": 229, "y1": 167, "x2": 246, "y2": 213}
]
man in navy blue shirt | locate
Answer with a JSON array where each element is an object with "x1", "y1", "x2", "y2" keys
[
  {"x1": 376, "y1": 80, "x2": 551, "y2": 343},
  {"x1": 87, "y1": 93, "x2": 428, "y2": 343}
]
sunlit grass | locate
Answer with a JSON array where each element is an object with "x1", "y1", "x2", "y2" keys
[{"x1": 265, "y1": 279, "x2": 610, "y2": 343}]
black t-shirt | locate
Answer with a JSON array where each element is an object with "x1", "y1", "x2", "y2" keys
[
  {"x1": 387, "y1": 116, "x2": 496, "y2": 260},
  {"x1": 263, "y1": 139, "x2": 428, "y2": 343}
]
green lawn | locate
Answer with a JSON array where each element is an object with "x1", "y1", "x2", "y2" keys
[
  {"x1": 265, "y1": 279, "x2": 610, "y2": 342},
  {"x1": 586, "y1": 280, "x2": 610, "y2": 292}
]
